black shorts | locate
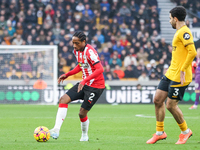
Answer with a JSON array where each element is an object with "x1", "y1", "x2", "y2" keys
[
  {"x1": 157, "y1": 76, "x2": 189, "y2": 101},
  {"x1": 66, "y1": 83, "x2": 104, "y2": 110}
]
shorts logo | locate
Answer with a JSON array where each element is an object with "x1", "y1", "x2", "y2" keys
[
  {"x1": 172, "y1": 95, "x2": 178, "y2": 98},
  {"x1": 183, "y1": 33, "x2": 190, "y2": 40}
]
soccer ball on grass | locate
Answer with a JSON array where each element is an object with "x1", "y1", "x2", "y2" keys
[{"x1": 33, "y1": 126, "x2": 50, "y2": 142}]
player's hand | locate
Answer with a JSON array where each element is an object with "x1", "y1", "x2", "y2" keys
[
  {"x1": 77, "y1": 82, "x2": 84, "y2": 93},
  {"x1": 180, "y1": 71, "x2": 185, "y2": 85},
  {"x1": 58, "y1": 74, "x2": 68, "y2": 84}
]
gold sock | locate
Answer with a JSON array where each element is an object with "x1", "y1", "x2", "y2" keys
[
  {"x1": 178, "y1": 120, "x2": 188, "y2": 131},
  {"x1": 156, "y1": 121, "x2": 164, "y2": 131}
]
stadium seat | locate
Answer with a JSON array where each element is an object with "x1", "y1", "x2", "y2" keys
[
  {"x1": 27, "y1": 72, "x2": 33, "y2": 78},
  {"x1": 120, "y1": 78, "x2": 138, "y2": 81},
  {"x1": 63, "y1": 66, "x2": 70, "y2": 73},
  {"x1": 74, "y1": 72, "x2": 82, "y2": 79}
]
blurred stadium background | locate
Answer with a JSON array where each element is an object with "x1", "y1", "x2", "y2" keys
[{"x1": 0, "y1": 0, "x2": 200, "y2": 104}]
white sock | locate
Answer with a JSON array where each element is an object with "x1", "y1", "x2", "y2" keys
[
  {"x1": 54, "y1": 104, "x2": 68, "y2": 131},
  {"x1": 156, "y1": 131, "x2": 164, "y2": 135},
  {"x1": 181, "y1": 128, "x2": 190, "y2": 134},
  {"x1": 81, "y1": 117, "x2": 89, "y2": 136}
]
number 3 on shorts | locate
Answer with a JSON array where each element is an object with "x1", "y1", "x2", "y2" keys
[{"x1": 173, "y1": 88, "x2": 179, "y2": 96}]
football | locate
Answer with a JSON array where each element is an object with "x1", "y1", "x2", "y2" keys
[{"x1": 33, "y1": 126, "x2": 50, "y2": 142}]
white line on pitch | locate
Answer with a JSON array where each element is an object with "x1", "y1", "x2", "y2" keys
[{"x1": 135, "y1": 114, "x2": 199, "y2": 119}]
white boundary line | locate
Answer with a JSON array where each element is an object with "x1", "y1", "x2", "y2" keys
[{"x1": 135, "y1": 114, "x2": 199, "y2": 119}]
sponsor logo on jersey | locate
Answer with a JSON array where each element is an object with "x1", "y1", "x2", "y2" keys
[
  {"x1": 79, "y1": 62, "x2": 89, "y2": 68},
  {"x1": 172, "y1": 46, "x2": 176, "y2": 51},
  {"x1": 183, "y1": 33, "x2": 190, "y2": 40}
]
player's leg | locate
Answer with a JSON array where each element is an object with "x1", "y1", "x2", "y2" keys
[
  {"x1": 50, "y1": 83, "x2": 84, "y2": 139},
  {"x1": 167, "y1": 85, "x2": 192, "y2": 144},
  {"x1": 79, "y1": 85, "x2": 104, "y2": 141},
  {"x1": 146, "y1": 89, "x2": 168, "y2": 144},
  {"x1": 189, "y1": 82, "x2": 200, "y2": 109},
  {"x1": 79, "y1": 107, "x2": 89, "y2": 141},
  {"x1": 146, "y1": 76, "x2": 169, "y2": 144},
  {"x1": 50, "y1": 94, "x2": 71, "y2": 139}
]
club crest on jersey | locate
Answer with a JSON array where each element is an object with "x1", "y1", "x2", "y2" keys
[
  {"x1": 183, "y1": 33, "x2": 190, "y2": 40},
  {"x1": 79, "y1": 62, "x2": 89, "y2": 68}
]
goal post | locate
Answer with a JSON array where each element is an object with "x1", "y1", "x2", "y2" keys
[{"x1": 0, "y1": 45, "x2": 58, "y2": 105}]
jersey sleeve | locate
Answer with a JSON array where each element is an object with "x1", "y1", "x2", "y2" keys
[
  {"x1": 86, "y1": 48, "x2": 100, "y2": 65},
  {"x1": 179, "y1": 30, "x2": 194, "y2": 47}
]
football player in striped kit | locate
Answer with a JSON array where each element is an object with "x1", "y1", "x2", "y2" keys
[{"x1": 50, "y1": 31, "x2": 105, "y2": 141}]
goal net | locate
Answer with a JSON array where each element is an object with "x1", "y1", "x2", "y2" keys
[{"x1": 0, "y1": 45, "x2": 58, "y2": 105}]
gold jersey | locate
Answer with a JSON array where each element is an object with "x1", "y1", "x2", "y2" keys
[{"x1": 165, "y1": 25, "x2": 197, "y2": 83}]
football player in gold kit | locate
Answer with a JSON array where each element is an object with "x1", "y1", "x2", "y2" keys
[{"x1": 146, "y1": 6, "x2": 197, "y2": 144}]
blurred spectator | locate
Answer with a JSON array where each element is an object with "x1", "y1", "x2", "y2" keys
[
  {"x1": 96, "y1": 30, "x2": 104, "y2": 44},
  {"x1": 138, "y1": 71, "x2": 149, "y2": 81},
  {"x1": 105, "y1": 71, "x2": 119, "y2": 81},
  {"x1": 162, "y1": 64, "x2": 169, "y2": 76},
  {"x1": 21, "y1": 71, "x2": 30, "y2": 83},
  {"x1": 66, "y1": 54, "x2": 75, "y2": 67},
  {"x1": 100, "y1": 0, "x2": 110, "y2": 12},
  {"x1": 149, "y1": 69, "x2": 159, "y2": 80},
  {"x1": 120, "y1": 36, "x2": 128, "y2": 47},
  {"x1": 146, "y1": 63, "x2": 152, "y2": 76},
  {"x1": 76, "y1": 2, "x2": 85, "y2": 12},
  {"x1": 192, "y1": 17, "x2": 200, "y2": 27},
  {"x1": 13, "y1": 34, "x2": 23, "y2": 45},
  {"x1": 16, "y1": 22, "x2": 23, "y2": 35},
  {"x1": 92, "y1": 0, "x2": 101, "y2": 12},
  {"x1": 112, "y1": 41, "x2": 124, "y2": 54},
  {"x1": 137, "y1": 47, "x2": 149, "y2": 62},
  {"x1": 82, "y1": 4, "x2": 94, "y2": 18},
  {"x1": 8, "y1": 69, "x2": 19, "y2": 80},
  {"x1": 99, "y1": 47, "x2": 110, "y2": 62},
  {"x1": 20, "y1": 60, "x2": 32, "y2": 72},
  {"x1": 44, "y1": 4, "x2": 54, "y2": 25},
  {"x1": 0, "y1": 70, "x2": 7, "y2": 79},
  {"x1": 5, "y1": 20, "x2": 16, "y2": 36},
  {"x1": 148, "y1": 49, "x2": 157, "y2": 61},
  {"x1": 156, "y1": 58, "x2": 165, "y2": 78},
  {"x1": 109, "y1": 54, "x2": 122, "y2": 68},
  {"x1": 119, "y1": 5, "x2": 131, "y2": 16},
  {"x1": 113, "y1": 65, "x2": 125, "y2": 79},
  {"x1": 25, "y1": 9, "x2": 37, "y2": 25},
  {"x1": 82, "y1": 11, "x2": 93, "y2": 25},
  {"x1": 0, "y1": 16, "x2": 7, "y2": 29},
  {"x1": 124, "y1": 49, "x2": 137, "y2": 67},
  {"x1": 124, "y1": 65, "x2": 136, "y2": 78},
  {"x1": 135, "y1": 65, "x2": 143, "y2": 78},
  {"x1": 3, "y1": 30, "x2": 12, "y2": 45}
]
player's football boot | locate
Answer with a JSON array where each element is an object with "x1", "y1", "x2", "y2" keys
[
  {"x1": 189, "y1": 105, "x2": 197, "y2": 109},
  {"x1": 80, "y1": 135, "x2": 89, "y2": 141},
  {"x1": 49, "y1": 128, "x2": 59, "y2": 139},
  {"x1": 175, "y1": 129, "x2": 192, "y2": 144},
  {"x1": 146, "y1": 132, "x2": 167, "y2": 144}
]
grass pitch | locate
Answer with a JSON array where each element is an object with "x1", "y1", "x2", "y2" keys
[{"x1": 0, "y1": 104, "x2": 200, "y2": 150}]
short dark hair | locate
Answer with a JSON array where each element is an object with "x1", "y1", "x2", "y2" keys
[
  {"x1": 170, "y1": 6, "x2": 186, "y2": 21},
  {"x1": 73, "y1": 31, "x2": 86, "y2": 42}
]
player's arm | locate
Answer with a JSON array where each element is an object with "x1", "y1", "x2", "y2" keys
[
  {"x1": 77, "y1": 62, "x2": 104, "y2": 92},
  {"x1": 180, "y1": 43, "x2": 197, "y2": 84},
  {"x1": 58, "y1": 64, "x2": 81, "y2": 84},
  {"x1": 181, "y1": 44, "x2": 197, "y2": 72}
]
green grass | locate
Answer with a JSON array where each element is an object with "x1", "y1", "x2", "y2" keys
[{"x1": 0, "y1": 104, "x2": 200, "y2": 150}]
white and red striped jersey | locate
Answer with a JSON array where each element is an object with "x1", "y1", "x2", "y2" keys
[{"x1": 73, "y1": 44, "x2": 105, "y2": 89}]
